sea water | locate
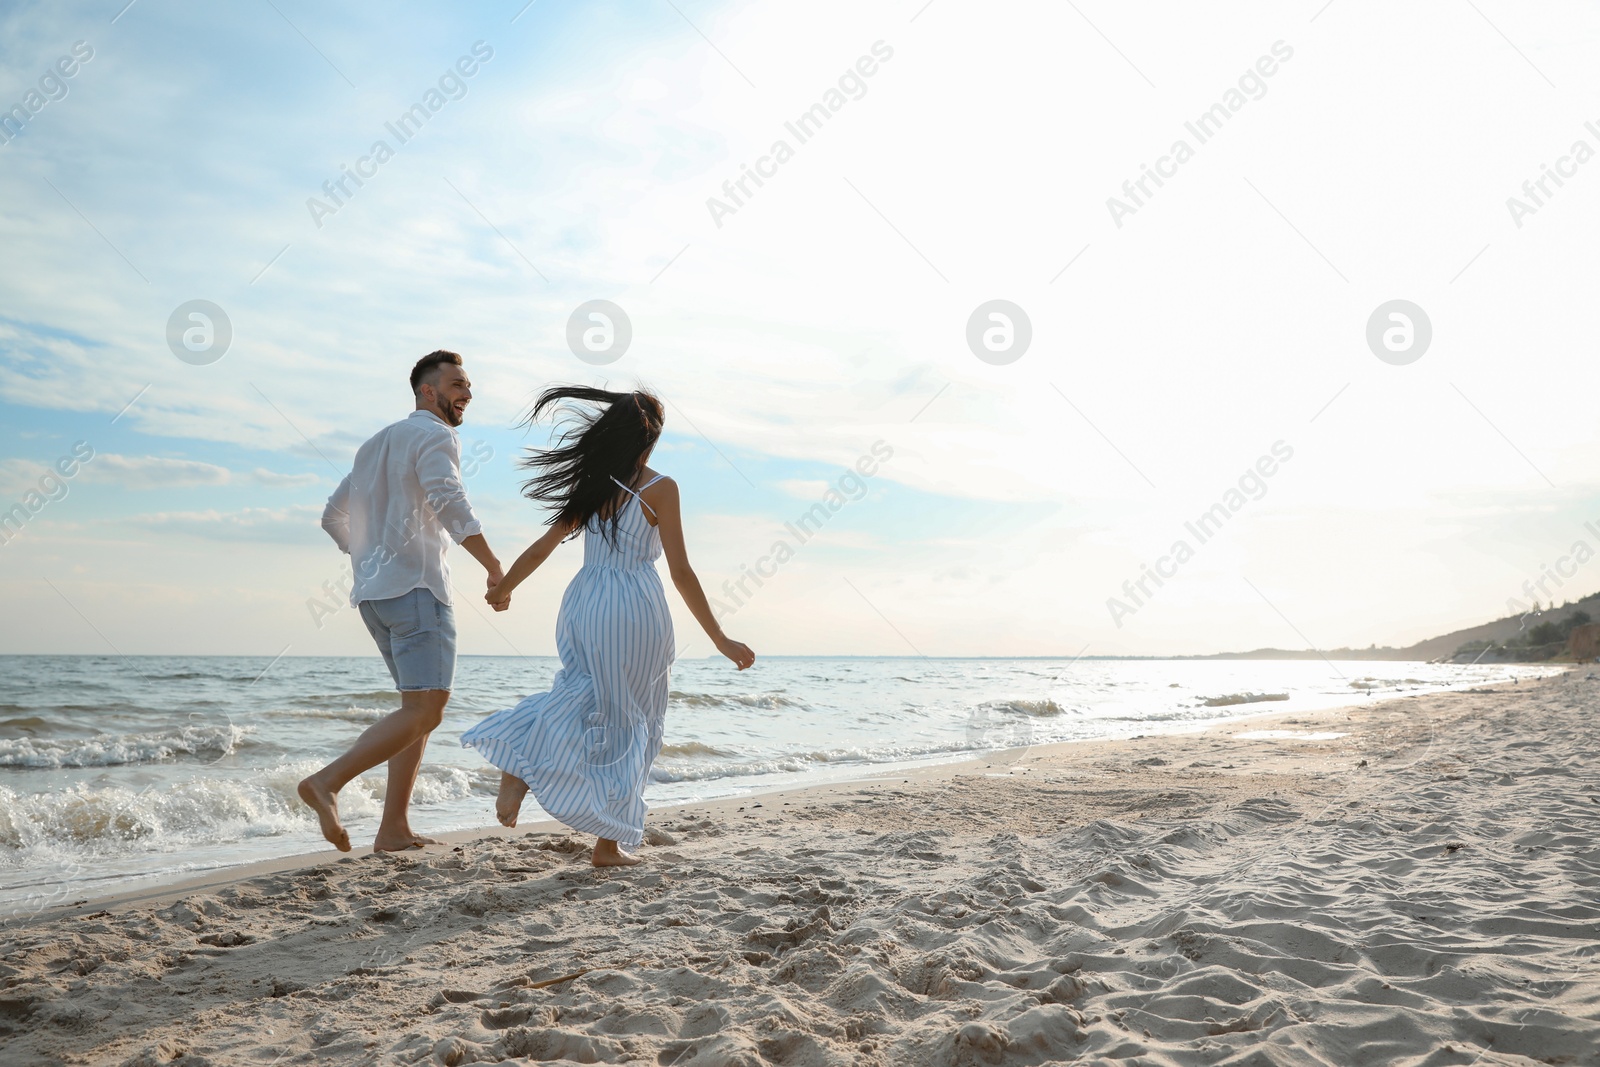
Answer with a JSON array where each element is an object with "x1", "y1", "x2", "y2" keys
[{"x1": 0, "y1": 654, "x2": 1561, "y2": 916}]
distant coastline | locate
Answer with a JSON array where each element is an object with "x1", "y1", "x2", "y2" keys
[{"x1": 1186, "y1": 587, "x2": 1600, "y2": 664}]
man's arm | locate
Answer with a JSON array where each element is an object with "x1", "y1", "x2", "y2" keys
[
  {"x1": 416, "y1": 434, "x2": 484, "y2": 542},
  {"x1": 322, "y1": 476, "x2": 352, "y2": 553},
  {"x1": 416, "y1": 432, "x2": 502, "y2": 588},
  {"x1": 460, "y1": 533, "x2": 502, "y2": 586}
]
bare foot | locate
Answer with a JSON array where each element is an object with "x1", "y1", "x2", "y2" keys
[
  {"x1": 372, "y1": 829, "x2": 436, "y2": 852},
  {"x1": 496, "y1": 773, "x2": 529, "y2": 828},
  {"x1": 297, "y1": 776, "x2": 351, "y2": 852},
  {"x1": 592, "y1": 839, "x2": 641, "y2": 867}
]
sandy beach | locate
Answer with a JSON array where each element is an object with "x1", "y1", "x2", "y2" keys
[{"x1": 3, "y1": 669, "x2": 1597, "y2": 1066}]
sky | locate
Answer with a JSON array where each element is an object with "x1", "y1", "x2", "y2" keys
[{"x1": 2, "y1": 0, "x2": 1599, "y2": 660}]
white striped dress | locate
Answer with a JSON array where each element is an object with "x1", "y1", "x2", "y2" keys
[{"x1": 460, "y1": 475, "x2": 674, "y2": 848}]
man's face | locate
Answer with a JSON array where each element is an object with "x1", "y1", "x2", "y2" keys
[{"x1": 423, "y1": 364, "x2": 472, "y2": 427}]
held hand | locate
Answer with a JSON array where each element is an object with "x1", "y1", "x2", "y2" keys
[
  {"x1": 485, "y1": 581, "x2": 512, "y2": 612},
  {"x1": 716, "y1": 635, "x2": 756, "y2": 671},
  {"x1": 485, "y1": 564, "x2": 509, "y2": 610}
]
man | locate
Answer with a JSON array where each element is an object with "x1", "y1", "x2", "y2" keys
[{"x1": 298, "y1": 350, "x2": 505, "y2": 852}]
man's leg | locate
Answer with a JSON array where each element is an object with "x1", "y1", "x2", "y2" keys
[
  {"x1": 299, "y1": 589, "x2": 455, "y2": 852},
  {"x1": 374, "y1": 691, "x2": 450, "y2": 851},
  {"x1": 298, "y1": 689, "x2": 448, "y2": 851}
]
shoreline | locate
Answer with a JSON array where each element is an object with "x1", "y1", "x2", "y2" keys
[
  {"x1": 2, "y1": 658, "x2": 1560, "y2": 927},
  {"x1": 12, "y1": 673, "x2": 1536, "y2": 923}
]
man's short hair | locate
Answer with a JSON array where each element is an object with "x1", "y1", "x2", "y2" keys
[{"x1": 410, "y1": 350, "x2": 463, "y2": 394}]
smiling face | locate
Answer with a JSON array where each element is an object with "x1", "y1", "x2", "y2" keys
[{"x1": 418, "y1": 363, "x2": 472, "y2": 427}]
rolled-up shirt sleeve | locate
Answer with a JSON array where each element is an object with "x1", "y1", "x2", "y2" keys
[
  {"x1": 416, "y1": 432, "x2": 482, "y2": 544},
  {"x1": 322, "y1": 475, "x2": 352, "y2": 553}
]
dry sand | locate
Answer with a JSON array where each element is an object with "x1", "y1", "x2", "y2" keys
[{"x1": 3, "y1": 670, "x2": 1598, "y2": 1066}]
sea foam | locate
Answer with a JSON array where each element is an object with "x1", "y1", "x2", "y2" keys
[{"x1": 0, "y1": 724, "x2": 248, "y2": 769}]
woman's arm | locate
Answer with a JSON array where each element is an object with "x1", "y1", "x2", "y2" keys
[
  {"x1": 486, "y1": 519, "x2": 574, "y2": 608},
  {"x1": 644, "y1": 477, "x2": 756, "y2": 670}
]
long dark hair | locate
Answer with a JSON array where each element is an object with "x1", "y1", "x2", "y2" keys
[{"x1": 520, "y1": 386, "x2": 665, "y2": 542}]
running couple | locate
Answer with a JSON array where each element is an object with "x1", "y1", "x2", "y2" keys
[{"x1": 298, "y1": 350, "x2": 755, "y2": 867}]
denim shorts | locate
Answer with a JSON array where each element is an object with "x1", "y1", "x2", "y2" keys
[{"x1": 358, "y1": 587, "x2": 456, "y2": 692}]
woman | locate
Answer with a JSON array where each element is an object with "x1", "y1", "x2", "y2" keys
[{"x1": 461, "y1": 386, "x2": 755, "y2": 866}]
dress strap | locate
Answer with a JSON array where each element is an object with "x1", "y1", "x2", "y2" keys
[{"x1": 609, "y1": 474, "x2": 660, "y2": 519}]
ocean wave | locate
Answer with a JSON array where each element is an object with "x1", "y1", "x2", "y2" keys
[
  {"x1": 1201, "y1": 692, "x2": 1290, "y2": 708},
  {"x1": 650, "y1": 738, "x2": 1020, "y2": 784},
  {"x1": 293, "y1": 691, "x2": 404, "y2": 707},
  {"x1": 413, "y1": 765, "x2": 497, "y2": 804},
  {"x1": 250, "y1": 760, "x2": 493, "y2": 809},
  {"x1": 0, "y1": 761, "x2": 491, "y2": 854},
  {"x1": 669, "y1": 691, "x2": 803, "y2": 710},
  {"x1": 1349, "y1": 678, "x2": 1428, "y2": 690},
  {"x1": 0, "y1": 776, "x2": 308, "y2": 853},
  {"x1": 658, "y1": 741, "x2": 735, "y2": 759},
  {"x1": 0, "y1": 702, "x2": 153, "y2": 719},
  {"x1": 0, "y1": 716, "x2": 55, "y2": 738},
  {"x1": 270, "y1": 706, "x2": 389, "y2": 724},
  {"x1": 650, "y1": 756, "x2": 816, "y2": 783},
  {"x1": 1107, "y1": 709, "x2": 1211, "y2": 722},
  {"x1": 0, "y1": 724, "x2": 251, "y2": 769},
  {"x1": 976, "y1": 698, "x2": 1069, "y2": 718}
]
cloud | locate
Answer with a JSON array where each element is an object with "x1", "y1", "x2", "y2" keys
[
  {"x1": 63, "y1": 454, "x2": 322, "y2": 491},
  {"x1": 775, "y1": 479, "x2": 830, "y2": 499},
  {"x1": 80, "y1": 454, "x2": 231, "y2": 488},
  {"x1": 0, "y1": 459, "x2": 54, "y2": 498},
  {"x1": 246, "y1": 468, "x2": 324, "y2": 489},
  {"x1": 122, "y1": 505, "x2": 323, "y2": 544}
]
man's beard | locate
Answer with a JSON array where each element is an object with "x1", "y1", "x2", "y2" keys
[{"x1": 435, "y1": 396, "x2": 464, "y2": 427}]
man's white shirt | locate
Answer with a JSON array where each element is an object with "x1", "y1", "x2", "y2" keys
[{"x1": 321, "y1": 410, "x2": 482, "y2": 606}]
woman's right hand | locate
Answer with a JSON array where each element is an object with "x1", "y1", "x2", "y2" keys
[{"x1": 717, "y1": 635, "x2": 756, "y2": 671}]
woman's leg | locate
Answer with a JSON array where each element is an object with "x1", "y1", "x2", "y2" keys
[
  {"x1": 592, "y1": 838, "x2": 640, "y2": 867},
  {"x1": 496, "y1": 772, "x2": 529, "y2": 827}
]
